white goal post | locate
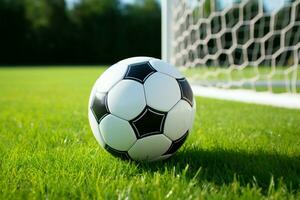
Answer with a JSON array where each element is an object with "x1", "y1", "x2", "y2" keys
[{"x1": 162, "y1": 0, "x2": 300, "y2": 109}]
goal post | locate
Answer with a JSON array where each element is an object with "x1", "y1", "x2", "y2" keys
[
  {"x1": 161, "y1": 0, "x2": 300, "y2": 109},
  {"x1": 161, "y1": 0, "x2": 173, "y2": 63}
]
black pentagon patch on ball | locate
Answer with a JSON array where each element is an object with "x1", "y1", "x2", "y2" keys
[
  {"x1": 177, "y1": 78, "x2": 194, "y2": 106},
  {"x1": 130, "y1": 107, "x2": 166, "y2": 139},
  {"x1": 90, "y1": 92, "x2": 109, "y2": 123},
  {"x1": 124, "y1": 61, "x2": 157, "y2": 83},
  {"x1": 104, "y1": 144, "x2": 130, "y2": 160},
  {"x1": 163, "y1": 131, "x2": 189, "y2": 155}
]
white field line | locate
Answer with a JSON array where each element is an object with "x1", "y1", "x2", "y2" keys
[{"x1": 191, "y1": 85, "x2": 300, "y2": 109}]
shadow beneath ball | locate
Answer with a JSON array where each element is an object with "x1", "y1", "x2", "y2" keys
[{"x1": 137, "y1": 146, "x2": 300, "y2": 193}]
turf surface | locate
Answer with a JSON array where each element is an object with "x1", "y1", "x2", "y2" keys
[{"x1": 0, "y1": 67, "x2": 300, "y2": 199}]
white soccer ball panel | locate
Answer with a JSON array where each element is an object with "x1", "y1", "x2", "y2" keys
[
  {"x1": 164, "y1": 100, "x2": 193, "y2": 141},
  {"x1": 128, "y1": 135, "x2": 172, "y2": 161},
  {"x1": 118, "y1": 56, "x2": 153, "y2": 66},
  {"x1": 88, "y1": 110, "x2": 105, "y2": 147},
  {"x1": 144, "y1": 72, "x2": 181, "y2": 112},
  {"x1": 100, "y1": 114, "x2": 137, "y2": 151},
  {"x1": 149, "y1": 58, "x2": 183, "y2": 79},
  {"x1": 107, "y1": 80, "x2": 146, "y2": 120},
  {"x1": 94, "y1": 62, "x2": 128, "y2": 93}
]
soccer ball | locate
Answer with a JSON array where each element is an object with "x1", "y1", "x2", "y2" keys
[{"x1": 88, "y1": 57, "x2": 196, "y2": 161}]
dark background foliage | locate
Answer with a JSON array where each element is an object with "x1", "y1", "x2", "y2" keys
[{"x1": 0, "y1": 0, "x2": 161, "y2": 65}]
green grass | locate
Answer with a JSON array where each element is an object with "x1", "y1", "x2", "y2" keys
[{"x1": 1, "y1": 67, "x2": 300, "y2": 199}]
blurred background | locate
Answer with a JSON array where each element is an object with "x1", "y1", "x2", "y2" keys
[
  {"x1": 0, "y1": 0, "x2": 293, "y2": 66},
  {"x1": 0, "y1": 0, "x2": 161, "y2": 65}
]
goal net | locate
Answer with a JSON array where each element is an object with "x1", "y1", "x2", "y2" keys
[{"x1": 162, "y1": 0, "x2": 300, "y2": 109}]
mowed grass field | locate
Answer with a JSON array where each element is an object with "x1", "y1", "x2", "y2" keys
[{"x1": 0, "y1": 67, "x2": 300, "y2": 199}]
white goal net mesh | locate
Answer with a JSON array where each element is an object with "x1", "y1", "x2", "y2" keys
[{"x1": 171, "y1": 0, "x2": 300, "y2": 93}]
